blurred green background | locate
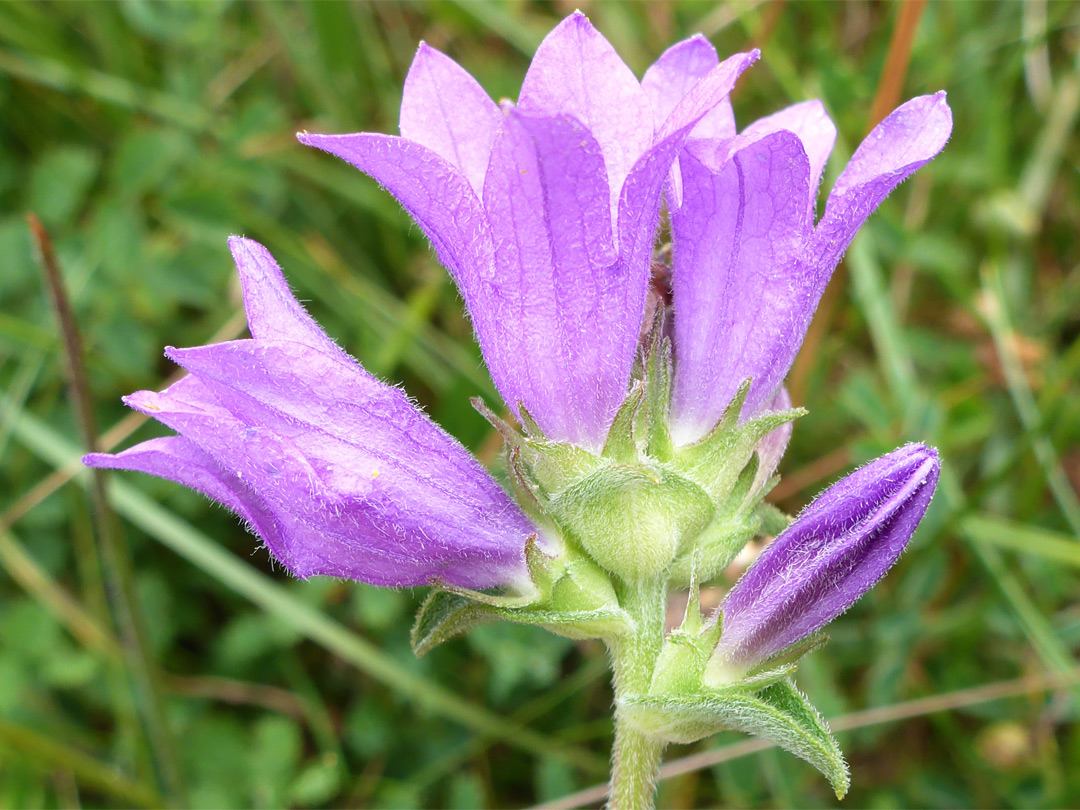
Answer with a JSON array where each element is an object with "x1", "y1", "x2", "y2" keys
[{"x1": 2, "y1": 1, "x2": 1079, "y2": 807}]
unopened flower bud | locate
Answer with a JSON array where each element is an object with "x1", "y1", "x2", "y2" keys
[{"x1": 709, "y1": 444, "x2": 939, "y2": 680}]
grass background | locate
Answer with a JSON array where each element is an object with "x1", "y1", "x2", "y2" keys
[{"x1": 2, "y1": 1, "x2": 1079, "y2": 807}]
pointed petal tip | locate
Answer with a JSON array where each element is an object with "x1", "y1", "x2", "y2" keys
[
  {"x1": 82, "y1": 452, "x2": 109, "y2": 468},
  {"x1": 121, "y1": 390, "x2": 159, "y2": 414},
  {"x1": 226, "y1": 234, "x2": 271, "y2": 268}
]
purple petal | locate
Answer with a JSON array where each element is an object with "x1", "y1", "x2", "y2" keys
[
  {"x1": 89, "y1": 236, "x2": 538, "y2": 590},
  {"x1": 641, "y1": 35, "x2": 736, "y2": 140},
  {"x1": 84, "y1": 437, "x2": 258, "y2": 526},
  {"x1": 481, "y1": 111, "x2": 620, "y2": 449},
  {"x1": 618, "y1": 48, "x2": 759, "y2": 332},
  {"x1": 656, "y1": 50, "x2": 758, "y2": 141},
  {"x1": 517, "y1": 11, "x2": 653, "y2": 203},
  {"x1": 399, "y1": 42, "x2": 502, "y2": 194},
  {"x1": 228, "y1": 237, "x2": 356, "y2": 368},
  {"x1": 160, "y1": 339, "x2": 539, "y2": 585},
  {"x1": 649, "y1": 48, "x2": 758, "y2": 209},
  {"x1": 669, "y1": 131, "x2": 812, "y2": 445},
  {"x1": 296, "y1": 132, "x2": 492, "y2": 303},
  {"x1": 736, "y1": 100, "x2": 836, "y2": 198},
  {"x1": 716, "y1": 444, "x2": 940, "y2": 668},
  {"x1": 807, "y1": 92, "x2": 952, "y2": 282}
]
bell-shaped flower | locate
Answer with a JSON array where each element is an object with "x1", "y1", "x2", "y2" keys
[
  {"x1": 84, "y1": 238, "x2": 541, "y2": 591},
  {"x1": 641, "y1": 36, "x2": 953, "y2": 446},
  {"x1": 711, "y1": 443, "x2": 940, "y2": 674},
  {"x1": 298, "y1": 12, "x2": 758, "y2": 452}
]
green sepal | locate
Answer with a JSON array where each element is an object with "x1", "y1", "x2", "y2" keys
[
  {"x1": 516, "y1": 401, "x2": 545, "y2": 439},
  {"x1": 513, "y1": 439, "x2": 602, "y2": 500},
  {"x1": 411, "y1": 589, "x2": 632, "y2": 655},
  {"x1": 667, "y1": 508, "x2": 762, "y2": 586},
  {"x1": 410, "y1": 540, "x2": 632, "y2": 655},
  {"x1": 620, "y1": 679, "x2": 849, "y2": 798},
  {"x1": 648, "y1": 583, "x2": 721, "y2": 697},
  {"x1": 756, "y1": 501, "x2": 793, "y2": 537},
  {"x1": 637, "y1": 308, "x2": 674, "y2": 462},
  {"x1": 602, "y1": 381, "x2": 644, "y2": 464},
  {"x1": 673, "y1": 378, "x2": 804, "y2": 502},
  {"x1": 470, "y1": 397, "x2": 523, "y2": 450},
  {"x1": 752, "y1": 631, "x2": 828, "y2": 673}
]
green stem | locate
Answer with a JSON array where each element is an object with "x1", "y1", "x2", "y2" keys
[{"x1": 607, "y1": 579, "x2": 668, "y2": 810}]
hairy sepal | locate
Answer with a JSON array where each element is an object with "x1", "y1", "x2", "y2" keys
[
  {"x1": 665, "y1": 385, "x2": 803, "y2": 585},
  {"x1": 675, "y1": 381, "x2": 805, "y2": 501}
]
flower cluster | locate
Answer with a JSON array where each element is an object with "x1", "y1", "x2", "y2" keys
[{"x1": 86, "y1": 11, "x2": 950, "y2": 801}]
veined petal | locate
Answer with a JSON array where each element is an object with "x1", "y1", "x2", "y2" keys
[
  {"x1": 618, "y1": 49, "x2": 759, "y2": 355},
  {"x1": 657, "y1": 50, "x2": 758, "y2": 140},
  {"x1": 650, "y1": 48, "x2": 758, "y2": 209},
  {"x1": 163, "y1": 340, "x2": 528, "y2": 527},
  {"x1": 518, "y1": 11, "x2": 653, "y2": 204},
  {"x1": 228, "y1": 236, "x2": 356, "y2": 368},
  {"x1": 82, "y1": 437, "x2": 315, "y2": 577},
  {"x1": 399, "y1": 42, "x2": 502, "y2": 194},
  {"x1": 736, "y1": 100, "x2": 836, "y2": 198},
  {"x1": 481, "y1": 111, "x2": 620, "y2": 449},
  {"x1": 809, "y1": 93, "x2": 952, "y2": 277},
  {"x1": 84, "y1": 436, "x2": 259, "y2": 528},
  {"x1": 727, "y1": 93, "x2": 951, "y2": 422},
  {"x1": 120, "y1": 378, "x2": 533, "y2": 590},
  {"x1": 715, "y1": 444, "x2": 940, "y2": 669},
  {"x1": 641, "y1": 35, "x2": 735, "y2": 140},
  {"x1": 296, "y1": 132, "x2": 493, "y2": 313},
  {"x1": 669, "y1": 131, "x2": 812, "y2": 445}
]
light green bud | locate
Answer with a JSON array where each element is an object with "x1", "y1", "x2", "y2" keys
[{"x1": 550, "y1": 463, "x2": 714, "y2": 581}]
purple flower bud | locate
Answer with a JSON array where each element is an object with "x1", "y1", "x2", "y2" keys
[
  {"x1": 714, "y1": 444, "x2": 940, "y2": 670},
  {"x1": 84, "y1": 237, "x2": 541, "y2": 591}
]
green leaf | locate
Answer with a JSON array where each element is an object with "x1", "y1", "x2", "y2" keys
[
  {"x1": 411, "y1": 589, "x2": 494, "y2": 657},
  {"x1": 621, "y1": 679, "x2": 849, "y2": 798}
]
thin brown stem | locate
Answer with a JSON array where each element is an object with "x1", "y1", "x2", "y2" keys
[{"x1": 28, "y1": 214, "x2": 186, "y2": 805}]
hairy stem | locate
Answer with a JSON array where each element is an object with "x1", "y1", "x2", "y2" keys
[{"x1": 607, "y1": 579, "x2": 668, "y2": 810}]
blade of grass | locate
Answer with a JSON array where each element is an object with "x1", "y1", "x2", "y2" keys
[
  {"x1": 961, "y1": 514, "x2": 1080, "y2": 569},
  {"x1": 28, "y1": 214, "x2": 185, "y2": 804},
  {"x1": 980, "y1": 261, "x2": 1080, "y2": 537},
  {"x1": 0, "y1": 719, "x2": 164, "y2": 809},
  {"x1": 5, "y1": 403, "x2": 608, "y2": 776},
  {"x1": 0, "y1": 529, "x2": 120, "y2": 656}
]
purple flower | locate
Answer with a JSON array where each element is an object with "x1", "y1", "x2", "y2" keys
[
  {"x1": 713, "y1": 444, "x2": 940, "y2": 670},
  {"x1": 642, "y1": 37, "x2": 953, "y2": 446},
  {"x1": 84, "y1": 237, "x2": 540, "y2": 590},
  {"x1": 298, "y1": 12, "x2": 757, "y2": 451}
]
